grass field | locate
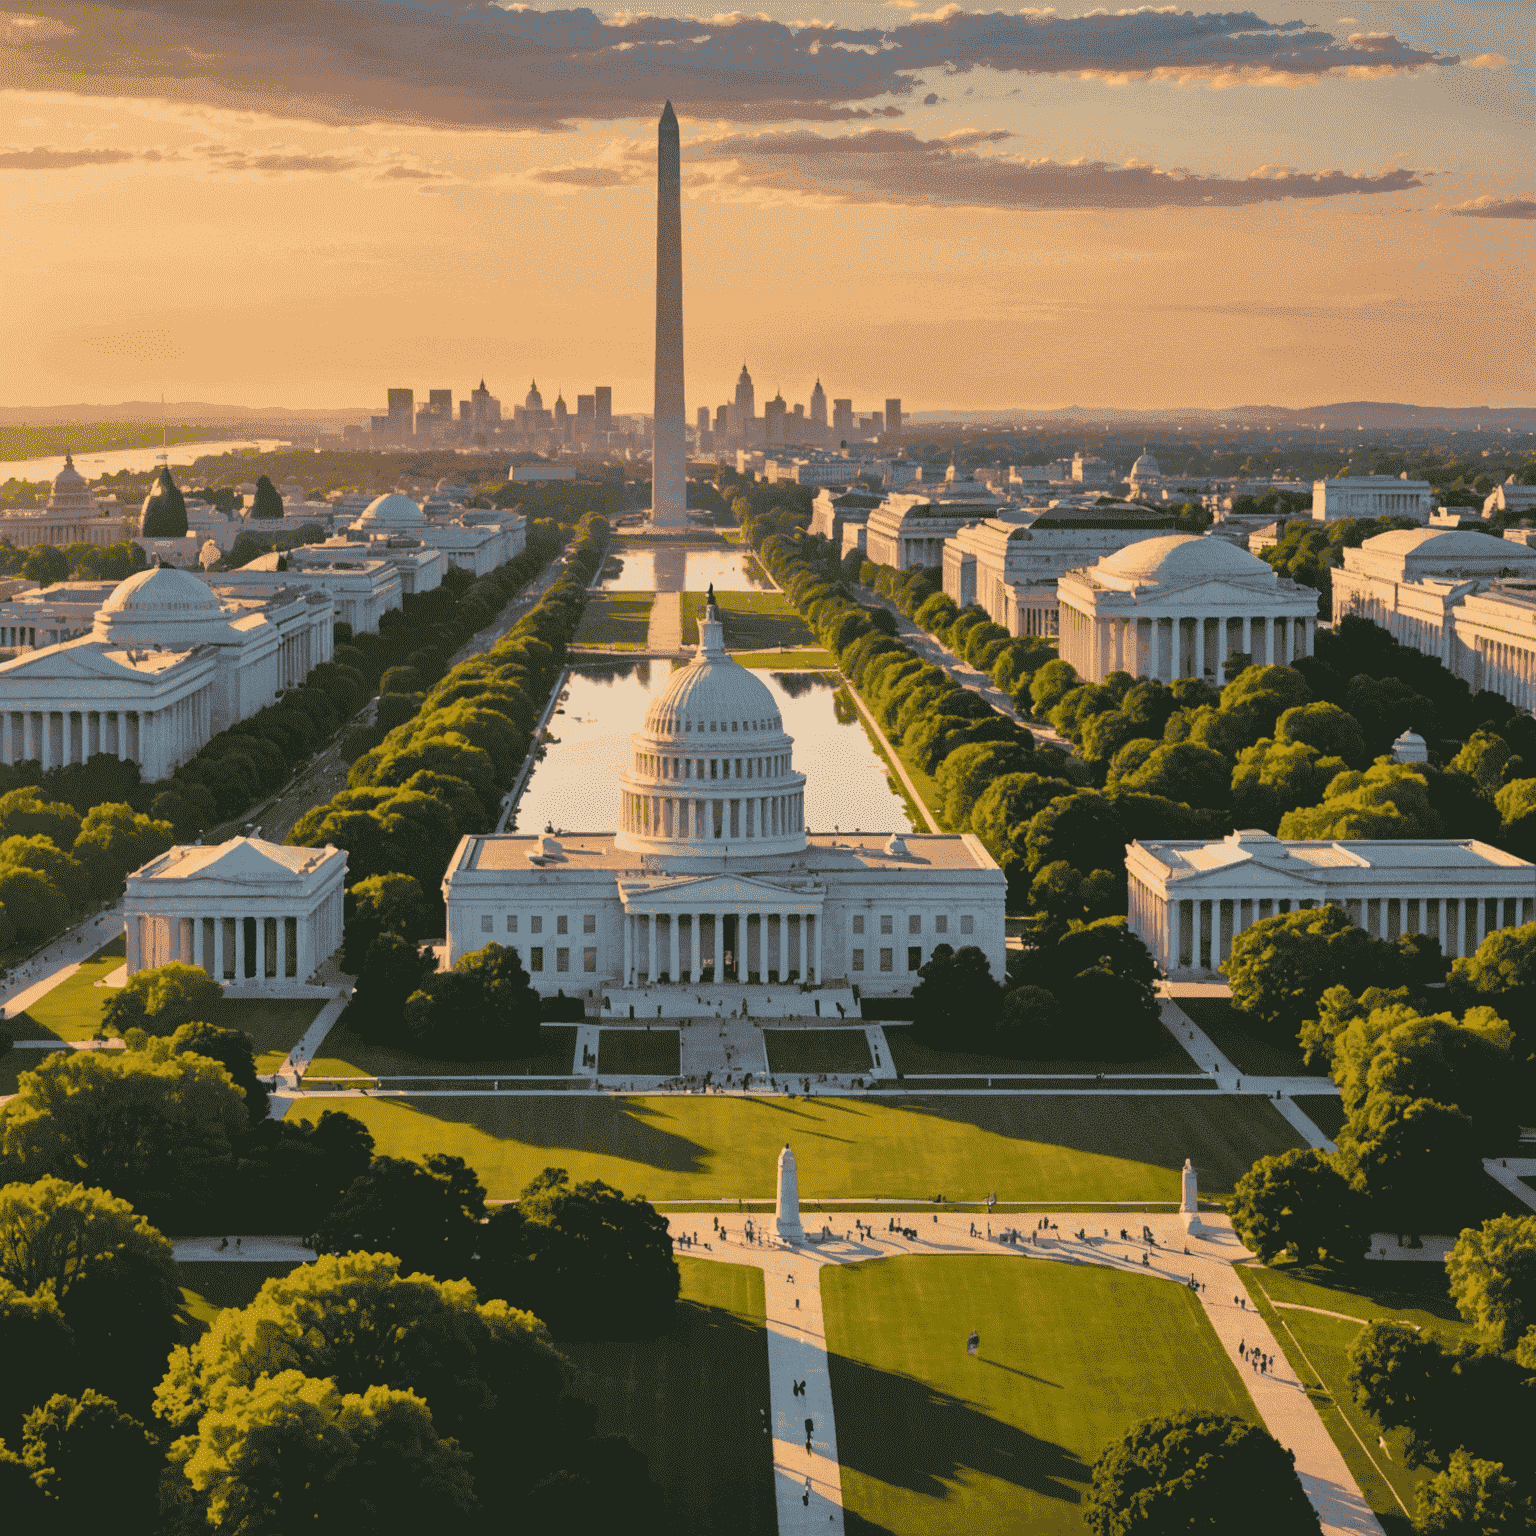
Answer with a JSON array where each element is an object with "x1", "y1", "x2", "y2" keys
[
  {"x1": 734, "y1": 651, "x2": 838, "y2": 670},
  {"x1": 599, "y1": 1028, "x2": 682, "y2": 1076},
  {"x1": 824, "y1": 1255, "x2": 1258, "y2": 1535},
  {"x1": 284, "y1": 1092, "x2": 1305, "y2": 1204},
  {"x1": 884, "y1": 1025, "x2": 1202, "y2": 1078},
  {"x1": 1175, "y1": 997, "x2": 1323, "y2": 1078},
  {"x1": 764, "y1": 1028, "x2": 874, "y2": 1075},
  {"x1": 572, "y1": 592, "x2": 655, "y2": 648},
  {"x1": 680, "y1": 591, "x2": 819, "y2": 650},
  {"x1": 304, "y1": 1022, "x2": 578, "y2": 1080},
  {"x1": 1238, "y1": 1260, "x2": 1480, "y2": 1534},
  {"x1": 1291, "y1": 1094, "x2": 1347, "y2": 1139},
  {"x1": 562, "y1": 1257, "x2": 774, "y2": 1536}
]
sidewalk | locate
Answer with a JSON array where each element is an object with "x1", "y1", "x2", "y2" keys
[
  {"x1": 2, "y1": 905, "x2": 123, "y2": 1016},
  {"x1": 646, "y1": 591, "x2": 684, "y2": 654}
]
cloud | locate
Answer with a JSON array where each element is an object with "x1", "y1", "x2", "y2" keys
[
  {"x1": 0, "y1": 1, "x2": 1461, "y2": 131},
  {"x1": 0, "y1": 137, "x2": 450, "y2": 181},
  {"x1": 534, "y1": 125, "x2": 1424, "y2": 211},
  {"x1": 1462, "y1": 53, "x2": 1513, "y2": 69},
  {"x1": 1437, "y1": 193, "x2": 1536, "y2": 219}
]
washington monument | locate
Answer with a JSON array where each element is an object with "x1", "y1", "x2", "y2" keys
[{"x1": 652, "y1": 100, "x2": 687, "y2": 527}]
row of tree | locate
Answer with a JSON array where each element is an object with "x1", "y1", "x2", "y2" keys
[{"x1": 0, "y1": 537, "x2": 147, "y2": 589}]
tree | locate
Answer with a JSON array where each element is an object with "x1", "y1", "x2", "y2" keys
[
  {"x1": 1337, "y1": 1095, "x2": 1482, "y2": 1232},
  {"x1": 1278, "y1": 761, "x2": 1443, "y2": 840},
  {"x1": 1024, "y1": 657, "x2": 1082, "y2": 717},
  {"x1": 21, "y1": 544, "x2": 69, "y2": 587},
  {"x1": 1231, "y1": 739, "x2": 1350, "y2": 832},
  {"x1": 1230, "y1": 1148, "x2": 1368, "y2": 1266},
  {"x1": 69, "y1": 803, "x2": 174, "y2": 898},
  {"x1": 232, "y1": 1109, "x2": 375, "y2": 1235},
  {"x1": 479, "y1": 1168, "x2": 679, "y2": 1339},
  {"x1": 22, "y1": 1389, "x2": 162, "y2": 1531},
  {"x1": 910, "y1": 945, "x2": 1004, "y2": 1049},
  {"x1": 314, "y1": 1153, "x2": 486, "y2": 1280},
  {"x1": 403, "y1": 942, "x2": 543, "y2": 1060},
  {"x1": 1226, "y1": 905, "x2": 1405, "y2": 1038},
  {"x1": 101, "y1": 960, "x2": 224, "y2": 1038},
  {"x1": 1109, "y1": 740, "x2": 1231, "y2": 809},
  {"x1": 345, "y1": 932, "x2": 436, "y2": 1043},
  {"x1": 1275, "y1": 701, "x2": 1366, "y2": 765},
  {"x1": 1445, "y1": 1215, "x2": 1536, "y2": 1353},
  {"x1": 177, "y1": 1370, "x2": 476, "y2": 1532},
  {"x1": 1451, "y1": 730, "x2": 1519, "y2": 795},
  {"x1": 0, "y1": 834, "x2": 90, "y2": 911},
  {"x1": 342, "y1": 872, "x2": 430, "y2": 970},
  {"x1": 1027, "y1": 861, "x2": 1121, "y2": 926},
  {"x1": 936, "y1": 741, "x2": 1035, "y2": 832},
  {"x1": 0, "y1": 1041, "x2": 249, "y2": 1229},
  {"x1": 250, "y1": 474, "x2": 284, "y2": 520},
  {"x1": 0, "y1": 1280, "x2": 73, "y2": 1439},
  {"x1": 1083, "y1": 1409, "x2": 1319, "y2": 1535},
  {"x1": 0, "y1": 789, "x2": 81, "y2": 846},
  {"x1": 992, "y1": 985, "x2": 1061, "y2": 1057},
  {"x1": 1024, "y1": 790, "x2": 1128, "y2": 881},
  {"x1": 1416, "y1": 1448, "x2": 1533, "y2": 1535},
  {"x1": 1449, "y1": 923, "x2": 1536, "y2": 1064},
  {"x1": 0, "y1": 865, "x2": 69, "y2": 940},
  {"x1": 163, "y1": 1021, "x2": 266, "y2": 1112},
  {"x1": 141, "y1": 467, "x2": 188, "y2": 537},
  {"x1": 0, "y1": 1179, "x2": 179, "y2": 1411}
]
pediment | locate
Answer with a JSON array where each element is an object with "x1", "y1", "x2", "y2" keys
[
  {"x1": 0, "y1": 641, "x2": 194, "y2": 685},
  {"x1": 147, "y1": 837, "x2": 313, "y2": 889},
  {"x1": 621, "y1": 871, "x2": 821, "y2": 909}
]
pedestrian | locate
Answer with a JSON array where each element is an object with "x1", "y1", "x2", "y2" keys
[
  {"x1": 795, "y1": 1298, "x2": 799, "y2": 1309},
  {"x1": 1240, "y1": 1341, "x2": 1246, "y2": 1358},
  {"x1": 966, "y1": 1329, "x2": 980, "y2": 1357}
]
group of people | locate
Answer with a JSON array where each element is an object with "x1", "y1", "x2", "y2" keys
[{"x1": 1239, "y1": 1340, "x2": 1275, "y2": 1376}]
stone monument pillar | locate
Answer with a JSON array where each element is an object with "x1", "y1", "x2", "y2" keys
[
  {"x1": 651, "y1": 100, "x2": 687, "y2": 528},
  {"x1": 776, "y1": 1143, "x2": 805, "y2": 1242},
  {"x1": 1180, "y1": 1157, "x2": 1203, "y2": 1234}
]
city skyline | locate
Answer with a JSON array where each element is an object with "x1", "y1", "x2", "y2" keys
[{"x1": 3, "y1": 0, "x2": 1530, "y2": 412}]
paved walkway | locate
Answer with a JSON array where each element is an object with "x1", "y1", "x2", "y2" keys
[
  {"x1": 1, "y1": 905, "x2": 123, "y2": 1015},
  {"x1": 1483, "y1": 1156, "x2": 1536, "y2": 1215},
  {"x1": 646, "y1": 590, "x2": 684, "y2": 654},
  {"x1": 668, "y1": 1207, "x2": 1383, "y2": 1536},
  {"x1": 271, "y1": 990, "x2": 352, "y2": 1112}
]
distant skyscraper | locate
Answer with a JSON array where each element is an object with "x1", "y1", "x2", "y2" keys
[
  {"x1": 731, "y1": 364, "x2": 756, "y2": 441},
  {"x1": 764, "y1": 391, "x2": 787, "y2": 445},
  {"x1": 576, "y1": 393, "x2": 596, "y2": 427},
  {"x1": 885, "y1": 398, "x2": 903, "y2": 437},
  {"x1": 715, "y1": 403, "x2": 729, "y2": 436},
  {"x1": 809, "y1": 379, "x2": 827, "y2": 430},
  {"x1": 832, "y1": 398, "x2": 853, "y2": 438},
  {"x1": 697, "y1": 406, "x2": 710, "y2": 433},
  {"x1": 651, "y1": 100, "x2": 687, "y2": 527},
  {"x1": 387, "y1": 387, "x2": 413, "y2": 438},
  {"x1": 595, "y1": 385, "x2": 612, "y2": 434}
]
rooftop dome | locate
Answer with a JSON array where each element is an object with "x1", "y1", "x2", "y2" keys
[
  {"x1": 101, "y1": 563, "x2": 222, "y2": 616},
  {"x1": 1131, "y1": 448, "x2": 1161, "y2": 478},
  {"x1": 53, "y1": 453, "x2": 86, "y2": 492},
  {"x1": 1095, "y1": 534, "x2": 1269, "y2": 584},
  {"x1": 644, "y1": 603, "x2": 781, "y2": 738},
  {"x1": 355, "y1": 493, "x2": 424, "y2": 528},
  {"x1": 1367, "y1": 528, "x2": 1536, "y2": 561}
]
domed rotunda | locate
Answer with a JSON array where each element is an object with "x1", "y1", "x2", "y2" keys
[{"x1": 616, "y1": 592, "x2": 806, "y2": 858}]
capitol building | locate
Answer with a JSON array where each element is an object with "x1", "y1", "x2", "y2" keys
[{"x1": 443, "y1": 597, "x2": 1006, "y2": 1006}]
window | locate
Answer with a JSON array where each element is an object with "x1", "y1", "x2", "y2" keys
[
  {"x1": 710, "y1": 759, "x2": 718, "y2": 779},
  {"x1": 908, "y1": 914, "x2": 921, "y2": 935},
  {"x1": 879, "y1": 948, "x2": 893, "y2": 971},
  {"x1": 531, "y1": 916, "x2": 543, "y2": 934},
  {"x1": 908, "y1": 946, "x2": 922, "y2": 971},
  {"x1": 935, "y1": 915, "x2": 947, "y2": 934},
  {"x1": 506, "y1": 915, "x2": 518, "y2": 933},
  {"x1": 852, "y1": 949, "x2": 865, "y2": 971},
  {"x1": 880, "y1": 915, "x2": 893, "y2": 935},
  {"x1": 480, "y1": 915, "x2": 493, "y2": 933},
  {"x1": 960, "y1": 915, "x2": 974, "y2": 935},
  {"x1": 556, "y1": 948, "x2": 570, "y2": 972},
  {"x1": 583, "y1": 947, "x2": 597, "y2": 973},
  {"x1": 557, "y1": 915, "x2": 568, "y2": 935},
  {"x1": 530, "y1": 947, "x2": 544, "y2": 971},
  {"x1": 583, "y1": 914, "x2": 596, "y2": 933},
  {"x1": 852, "y1": 915, "x2": 865, "y2": 935}
]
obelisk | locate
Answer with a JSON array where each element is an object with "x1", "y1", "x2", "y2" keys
[
  {"x1": 651, "y1": 100, "x2": 687, "y2": 528},
  {"x1": 1180, "y1": 1157, "x2": 1203, "y2": 1234},
  {"x1": 776, "y1": 1143, "x2": 805, "y2": 1242}
]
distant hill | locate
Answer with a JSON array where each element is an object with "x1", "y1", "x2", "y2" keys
[{"x1": 907, "y1": 401, "x2": 1536, "y2": 430}]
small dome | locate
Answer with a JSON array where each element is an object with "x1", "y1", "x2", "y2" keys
[
  {"x1": 1095, "y1": 534, "x2": 1269, "y2": 583},
  {"x1": 53, "y1": 453, "x2": 86, "y2": 492},
  {"x1": 355, "y1": 493, "x2": 424, "y2": 528},
  {"x1": 1131, "y1": 449, "x2": 1161, "y2": 478},
  {"x1": 1392, "y1": 729, "x2": 1428, "y2": 764},
  {"x1": 101, "y1": 564, "x2": 222, "y2": 616},
  {"x1": 525, "y1": 380, "x2": 543, "y2": 411}
]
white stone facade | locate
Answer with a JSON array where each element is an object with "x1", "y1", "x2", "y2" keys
[
  {"x1": 1127, "y1": 829, "x2": 1536, "y2": 978},
  {"x1": 207, "y1": 556, "x2": 402, "y2": 636},
  {"x1": 1057, "y1": 535, "x2": 1318, "y2": 686},
  {"x1": 1312, "y1": 475, "x2": 1433, "y2": 524},
  {"x1": 0, "y1": 455, "x2": 134, "y2": 548},
  {"x1": 125, "y1": 836, "x2": 346, "y2": 986},
  {"x1": 863, "y1": 489, "x2": 1017, "y2": 571}
]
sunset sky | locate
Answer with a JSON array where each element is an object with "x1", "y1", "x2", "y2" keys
[{"x1": 3, "y1": 0, "x2": 1531, "y2": 414}]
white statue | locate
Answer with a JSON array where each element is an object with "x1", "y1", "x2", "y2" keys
[
  {"x1": 776, "y1": 1143, "x2": 805, "y2": 1242},
  {"x1": 1180, "y1": 1157, "x2": 1203, "y2": 1235}
]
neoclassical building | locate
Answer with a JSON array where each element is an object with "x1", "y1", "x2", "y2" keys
[
  {"x1": 1056, "y1": 535, "x2": 1319, "y2": 686},
  {"x1": 0, "y1": 454, "x2": 134, "y2": 548},
  {"x1": 1127, "y1": 829, "x2": 1535, "y2": 977},
  {"x1": 942, "y1": 504, "x2": 1178, "y2": 639},
  {"x1": 1312, "y1": 474, "x2": 1433, "y2": 524},
  {"x1": 125, "y1": 835, "x2": 346, "y2": 985},
  {"x1": 1331, "y1": 528, "x2": 1536, "y2": 711},
  {"x1": 861, "y1": 485, "x2": 1017, "y2": 570},
  {"x1": 443, "y1": 599, "x2": 1006, "y2": 1004},
  {"x1": 0, "y1": 564, "x2": 331, "y2": 779}
]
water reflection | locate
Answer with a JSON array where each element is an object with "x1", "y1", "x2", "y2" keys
[
  {"x1": 597, "y1": 548, "x2": 772, "y2": 593},
  {"x1": 516, "y1": 663, "x2": 913, "y2": 835}
]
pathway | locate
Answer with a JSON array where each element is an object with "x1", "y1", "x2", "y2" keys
[
  {"x1": 668, "y1": 1208, "x2": 1383, "y2": 1536},
  {"x1": 1, "y1": 905, "x2": 123, "y2": 1015},
  {"x1": 646, "y1": 590, "x2": 684, "y2": 654},
  {"x1": 1483, "y1": 1156, "x2": 1536, "y2": 1215},
  {"x1": 270, "y1": 989, "x2": 352, "y2": 1116}
]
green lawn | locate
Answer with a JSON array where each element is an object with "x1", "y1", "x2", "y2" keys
[
  {"x1": 764, "y1": 1028, "x2": 874, "y2": 1075},
  {"x1": 284, "y1": 1092, "x2": 1305, "y2": 1204},
  {"x1": 1290, "y1": 1094, "x2": 1347, "y2": 1140},
  {"x1": 9, "y1": 936, "x2": 127, "y2": 1040},
  {"x1": 1238, "y1": 1261, "x2": 1480, "y2": 1534},
  {"x1": 1175, "y1": 997, "x2": 1324, "y2": 1078},
  {"x1": 734, "y1": 651, "x2": 837, "y2": 670},
  {"x1": 562, "y1": 1257, "x2": 774, "y2": 1536},
  {"x1": 884, "y1": 1025, "x2": 1202, "y2": 1078},
  {"x1": 824, "y1": 1255, "x2": 1258, "y2": 1535},
  {"x1": 680, "y1": 591, "x2": 819, "y2": 650},
  {"x1": 598, "y1": 1028, "x2": 681, "y2": 1076},
  {"x1": 219, "y1": 999, "x2": 326, "y2": 1074},
  {"x1": 305, "y1": 1021, "x2": 578, "y2": 1081},
  {"x1": 572, "y1": 592, "x2": 655, "y2": 648}
]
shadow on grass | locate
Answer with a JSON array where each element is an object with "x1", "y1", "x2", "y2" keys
[
  {"x1": 882, "y1": 1094, "x2": 1308, "y2": 1195},
  {"x1": 827, "y1": 1348, "x2": 1086, "y2": 1505},
  {"x1": 1175, "y1": 998, "x2": 1324, "y2": 1078},
  {"x1": 598, "y1": 1028, "x2": 681, "y2": 1076},
  {"x1": 883, "y1": 1025, "x2": 1200, "y2": 1078}
]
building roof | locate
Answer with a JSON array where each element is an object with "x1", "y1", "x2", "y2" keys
[
  {"x1": 1095, "y1": 534, "x2": 1268, "y2": 584},
  {"x1": 130, "y1": 835, "x2": 344, "y2": 885},
  {"x1": 1364, "y1": 528, "x2": 1530, "y2": 561},
  {"x1": 355, "y1": 493, "x2": 425, "y2": 529},
  {"x1": 101, "y1": 563, "x2": 223, "y2": 617}
]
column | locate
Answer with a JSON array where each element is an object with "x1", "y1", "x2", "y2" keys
[
  {"x1": 812, "y1": 911, "x2": 821, "y2": 983},
  {"x1": 1167, "y1": 897, "x2": 1180, "y2": 973},
  {"x1": 1241, "y1": 616, "x2": 1252, "y2": 667},
  {"x1": 126, "y1": 913, "x2": 141, "y2": 973},
  {"x1": 1215, "y1": 618, "x2": 1227, "y2": 688},
  {"x1": 1476, "y1": 896, "x2": 1487, "y2": 951},
  {"x1": 1193, "y1": 900, "x2": 1205, "y2": 972},
  {"x1": 276, "y1": 915, "x2": 287, "y2": 981},
  {"x1": 234, "y1": 915, "x2": 246, "y2": 986},
  {"x1": 213, "y1": 915, "x2": 224, "y2": 980},
  {"x1": 255, "y1": 914, "x2": 267, "y2": 982},
  {"x1": 794, "y1": 914, "x2": 804, "y2": 979},
  {"x1": 667, "y1": 913, "x2": 677, "y2": 981},
  {"x1": 623, "y1": 910, "x2": 633, "y2": 984},
  {"x1": 1437, "y1": 898, "x2": 1447, "y2": 953}
]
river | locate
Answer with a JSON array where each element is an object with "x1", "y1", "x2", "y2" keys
[{"x1": 0, "y1": 440, "x2": 291, "y2": 486}]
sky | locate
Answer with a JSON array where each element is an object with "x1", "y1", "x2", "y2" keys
[{"x1": 3, "y1": 0, "x2": 1532, "y2": 414}]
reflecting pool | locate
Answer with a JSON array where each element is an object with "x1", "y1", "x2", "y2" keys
[
  {"x1": 515, "y1": 662, "x2": 913, "y2": 836},
  {"x1": 596, "y1": 547, "x2": 773, "y2": 593}
]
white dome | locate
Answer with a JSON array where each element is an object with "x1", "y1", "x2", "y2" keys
[
  {"x1": 1131, "y1": 450, "x2": 1161, "y2": 478},
  {"x1": 356, "y1": 493, "x2": 424, "y2": 528},
  {"x1": 101, "y1": 564, "x2": 222, "y2": 616},
  {"x1": 644, "y1": 651, "x2": 781, "y2": 739},
  {"x1": 1096, "y1": 534, "x2": 1269, "y2": 584},
  {"x1": 53, "y1": 453, "x2": 87, "y2": 493}
]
